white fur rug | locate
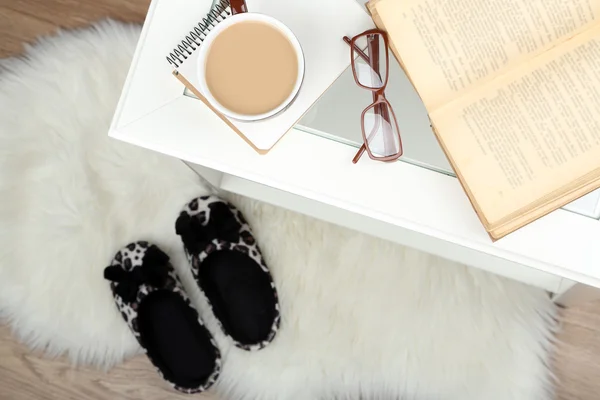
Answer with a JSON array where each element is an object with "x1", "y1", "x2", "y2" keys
[{"x1": 0, "y1": 20, "x2": 558, "y2": 400}]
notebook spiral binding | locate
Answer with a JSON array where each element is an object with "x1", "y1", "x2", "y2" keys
[{"x1": 166, "y1": 0, "x2": 231, "y2": 68}]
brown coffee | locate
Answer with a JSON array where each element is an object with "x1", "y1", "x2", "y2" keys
[{"x1": 205, "y1": 21, "x2": 299, "y2": 116}]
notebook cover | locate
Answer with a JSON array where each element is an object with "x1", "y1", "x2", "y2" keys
[{"x1": 170, "y1": 0, "x2": 374, "y2": 153}]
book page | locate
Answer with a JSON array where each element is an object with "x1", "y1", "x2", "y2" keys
[
  {"x1": 373, "y1": 0, "x2": 600, "y2": 111},
  {"x1": 430, "y1": 25, "x2": 600, "y2": 226},
  {"x1": 489, "y1": 176, "x2": 600, "y2": 239}
]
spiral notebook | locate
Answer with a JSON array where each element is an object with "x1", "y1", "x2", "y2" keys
[{"x1": 165, "y1": 0, "x2": 374, "y2": 153}]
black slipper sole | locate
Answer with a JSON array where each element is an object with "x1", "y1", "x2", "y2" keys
[
  {"x1": 176, "y1": 195, "x2": 280, "y2": 351},
  {"x1": 104, "y1": 242, "x2": 221, "y2": 393}
]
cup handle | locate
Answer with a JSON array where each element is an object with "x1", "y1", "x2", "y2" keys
[{"x1": 229, "y1": 0, "x2": 248, "y2": 14}]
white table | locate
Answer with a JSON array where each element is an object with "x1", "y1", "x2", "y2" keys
[{"x1": 109, "y1": 0, "x2": 600, "y2": 306}]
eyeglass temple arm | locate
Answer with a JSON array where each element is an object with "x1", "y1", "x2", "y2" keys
[
  {"x1": 343, "y1": 36, "x2": 369, "y2": 63},
  {"x1": 367, "y1": 36, "x2": 397, "y2": 159},
  {"x1": 343, "y1": 36, "x2": 393, "y2": 164}
]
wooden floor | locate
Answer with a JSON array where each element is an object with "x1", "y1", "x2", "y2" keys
[
  {"x1": 2, "y1": 1, "x2": 600, "y2": 399},
  {"x1": 0, "y1": 326, "x2": 218, "y2": 400}
]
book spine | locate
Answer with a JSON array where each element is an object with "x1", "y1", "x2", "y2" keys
[{"x1": 166, "y1": 0, "x2": 231, "y2": 68}]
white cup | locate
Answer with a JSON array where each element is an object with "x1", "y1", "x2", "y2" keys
[{"x1": 196, "y1": 13, "x2": 305, "y2": 122}]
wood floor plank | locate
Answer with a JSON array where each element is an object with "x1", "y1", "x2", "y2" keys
[
  {"x1": 0, "y1": 325, "x2": 219, "y2": 400},
  {"x1": 0, "y1": 7, "x2": 57, "y2": 58},
  {"x1": 0, "y1": 0, "x2": 150, "y2": 58},
  {"x1": 554, "y1": 301, "x2": 600, "y2": 400},
  {"x1": 5, "y1": 0, "x2": 150, "y2": 25}
]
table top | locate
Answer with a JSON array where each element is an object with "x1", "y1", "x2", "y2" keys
[
  {"x1": 295, "y1": 54, "x2": 600, "y2": 221},
  {"x1": 109, "y1": 0, "x2": 600, "y2": 291}
]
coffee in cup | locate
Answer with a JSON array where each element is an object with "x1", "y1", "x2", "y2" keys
[
  {"x1": 205, "y1": 21, "x2": 298, "y2": 117},
  {"x1": 197, "y1": 13, "x2": 305, "y2": 121}
]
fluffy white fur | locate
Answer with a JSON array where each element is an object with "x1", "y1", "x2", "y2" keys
[{"x1": 0, "y1": 20, "x2": 557, "y2": 400}]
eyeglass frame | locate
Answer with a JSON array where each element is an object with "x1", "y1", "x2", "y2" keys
[{"x1": 343, "y1": 29, "x2": 403, "y2": 164}]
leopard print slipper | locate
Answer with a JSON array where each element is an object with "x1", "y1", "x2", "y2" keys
[
  {"x1": 104, "y1": 242, "x2": 221, "y2": 394},
  {"x1": 175, "y1": 195, "x2": 280, "y2": 351}
]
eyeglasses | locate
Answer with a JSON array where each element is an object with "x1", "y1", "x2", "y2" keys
[{"x1": 343, "y1": 29, "x2": 403, "y2": 164}]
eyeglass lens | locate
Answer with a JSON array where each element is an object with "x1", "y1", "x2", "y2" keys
[
  {"x1": 363, "y1": 102, "x2": 401, "y2": 157},
  {"x1": 352, "y1": 33, "x2": 387, "y2": 89}
]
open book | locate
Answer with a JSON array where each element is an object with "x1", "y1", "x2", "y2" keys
[{"x1": 368, "y1": 0, "x2": 600, "y2": 240}]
